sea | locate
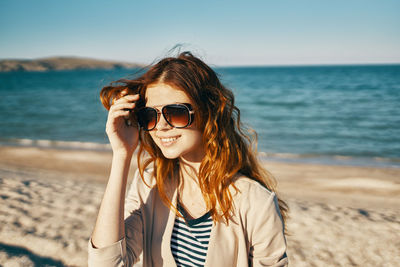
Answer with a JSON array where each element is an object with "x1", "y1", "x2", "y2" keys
[{"x1": 1, "y1": 65, "x2": 399, "y2": 168}]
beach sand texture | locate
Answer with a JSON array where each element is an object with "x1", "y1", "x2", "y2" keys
[{"x1": 0, "y1": 146, "x2": 399, "y2": 266}]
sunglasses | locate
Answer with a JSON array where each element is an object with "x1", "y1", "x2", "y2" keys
[{"x1": 137, "y1": 103, "x2": 195, "y2": 131}]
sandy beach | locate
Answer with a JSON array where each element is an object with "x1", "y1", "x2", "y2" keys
[{"x1": 0, "y1": 145, "x2": 399, "y2": 266}]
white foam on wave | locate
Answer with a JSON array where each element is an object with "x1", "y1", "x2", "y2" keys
[
  {"x1": 259, "y1": 152, "x2": 303, "y2": 159},
  {"x1": 1, "y1": 138, "x2": 111, "y2": 151}
]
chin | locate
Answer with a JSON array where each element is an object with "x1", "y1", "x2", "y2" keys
[
  {"x1": 161, "y1": 152, "x2": 180, "y2": 159},
  {"x1": 158, "y1": 147, "x2": 182, "y2": 159}
]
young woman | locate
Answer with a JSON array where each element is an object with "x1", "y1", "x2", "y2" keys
[{"x1": 89, "y1": 52, "x2": 288, "y2": 267}]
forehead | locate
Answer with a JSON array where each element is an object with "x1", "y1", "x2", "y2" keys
[{"x1": 145, "y1": 83, "x2": 192, "y2": 107}]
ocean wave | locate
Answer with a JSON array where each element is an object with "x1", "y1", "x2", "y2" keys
[{"x1": 0, "y1": 138, "x2": 111, "y2": 151}]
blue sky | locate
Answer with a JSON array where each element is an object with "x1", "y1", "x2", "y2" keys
[{"x1": 1, "y1": 0, "x2": 399, "y2": 66}]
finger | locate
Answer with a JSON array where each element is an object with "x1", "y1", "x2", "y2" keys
[
  {"x1": 115, "y1": 89, "x2": 129, "y2": 100},
  {"x1": 119, "y1": 89, "x2": 131, "y2": 97},
  {"x1": 114, "y1": 94, "x2": 140, "y2": 105},
  {"x1": 109, "y1": 109, "x2": 136, "y2": 128},
  {"x1": 110, "y1": 102, "x2": 136, "y2": 112},
  {"x1": 109, "y1": 110, "x2": 130, "y2": 119}
]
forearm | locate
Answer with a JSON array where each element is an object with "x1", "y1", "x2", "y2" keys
[{"x1": 91, "y1": 152, "x2": 132, "y2": 248}]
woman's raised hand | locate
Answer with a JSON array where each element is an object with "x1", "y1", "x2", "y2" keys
[{"x1": 105, "y1": 90, "x2": 140, "y2": 156}]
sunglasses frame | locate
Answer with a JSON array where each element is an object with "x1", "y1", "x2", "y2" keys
[{"x1": 137, "y1": 103, "x2": 195, "y2": 131}]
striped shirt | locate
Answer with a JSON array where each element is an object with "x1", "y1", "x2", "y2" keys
[{"x1": 171, "y1": 202, "x2": 213, "y2": 267}]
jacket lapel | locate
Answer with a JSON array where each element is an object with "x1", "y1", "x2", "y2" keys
[{"x1": 159, "y1": 186, "x2": 178, "y2": 266}]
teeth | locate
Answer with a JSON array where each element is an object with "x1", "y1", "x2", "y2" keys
[{"x1": 160, "y1": 137, "x2": 178, "y2": 143}]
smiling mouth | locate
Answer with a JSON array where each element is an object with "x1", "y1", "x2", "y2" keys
[{"x1": 159, "y1": 135, "x2": 180, "y2": 146}]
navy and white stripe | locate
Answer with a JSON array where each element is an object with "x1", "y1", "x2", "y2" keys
[{"x1": 171, "y1": 203, "x2": 212, "y2": 267}]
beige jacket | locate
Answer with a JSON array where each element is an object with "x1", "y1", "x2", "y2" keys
[{"x1": 88, "y1": 169, "x2": 288, "y2": 266}]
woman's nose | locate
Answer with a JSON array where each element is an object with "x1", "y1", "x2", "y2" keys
[{"x1": 156, "y1": 113, "x2": 172, "y2": 130}]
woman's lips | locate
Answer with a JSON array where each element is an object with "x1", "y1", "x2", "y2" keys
[{"x1": 158, "y1": 135, "x2": 181, "y2": 147}]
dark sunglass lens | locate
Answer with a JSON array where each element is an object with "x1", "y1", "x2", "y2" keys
[
  {"x1": 163, "y1": 105, "x2": 190, "y2": 128},
  {"x1": 138, "y1": 108, "x2": 157, "y2": 130}
]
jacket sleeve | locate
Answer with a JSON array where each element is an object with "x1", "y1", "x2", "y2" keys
[
  {"x1": 244, "y1": 184, "x2": 288, "y2": 267},
  {"x1": 88, "y1": 169, "x2": 146, "y2": 267}
]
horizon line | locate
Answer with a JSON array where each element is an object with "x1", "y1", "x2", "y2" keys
[{"x1": 1, "y1": 55, "x2": 399, "y2": 69}]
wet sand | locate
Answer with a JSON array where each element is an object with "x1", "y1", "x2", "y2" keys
[{"x1": 0, "y1": 146, "x2": 399, "y2": 266}]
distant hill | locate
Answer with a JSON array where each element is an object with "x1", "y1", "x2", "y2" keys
[{"x1": 0, "y1": 56, "x2": 144, "y2": 72}]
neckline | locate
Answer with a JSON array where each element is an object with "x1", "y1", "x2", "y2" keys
[{"x1": 177, "y1": 201, "x2": 211, "y2": 227}]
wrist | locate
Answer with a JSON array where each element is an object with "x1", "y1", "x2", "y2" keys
[{"x1": 112, "y1": 150, "x2": 134, "y2": 159}]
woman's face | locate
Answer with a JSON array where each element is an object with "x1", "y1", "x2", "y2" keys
[{"x1": 145, "y1": 83, "x2": 204, "y2": 163}]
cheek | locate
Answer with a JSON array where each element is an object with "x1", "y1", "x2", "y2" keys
[{"x1": 186, "y1": 131, "x2": 203, "y2": 146}]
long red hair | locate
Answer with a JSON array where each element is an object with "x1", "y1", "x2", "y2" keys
[{"x1": 100, "y1": 52, "x2": 288, "y2": 225}]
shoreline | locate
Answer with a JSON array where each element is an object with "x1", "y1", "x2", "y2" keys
[{"x1": 2, "y1": 138, "x2": 399, "y2": 169}]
